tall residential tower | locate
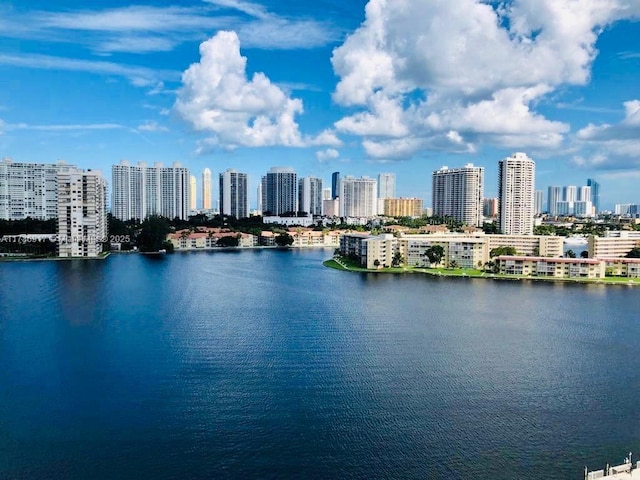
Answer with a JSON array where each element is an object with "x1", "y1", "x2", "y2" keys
[
  {"x1": 432, "y1": 164, "x2": 484, "y2": 227},
  {"x1": 498, "y1": 152, "x2": 535, "y2": 235}
]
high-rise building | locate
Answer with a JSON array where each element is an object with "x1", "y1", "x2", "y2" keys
[
  {"x1": 498, "y1": 152, "x2": 535, "y2": 235},
  {"x1": 432, "y1": 163, "x2": 484, "y2": 227},
  {"x1": 563, "y1": 185, "x2": 577, "y2": 203},
  {"x1": 263, "y1": 167, "x2": 297, "y2": 215},
  {"x1": 111, "y1": 160, "x2": 191, "y2": 221},
  {"x1": 547, "y1": 186, "x2": 562, "y2": 216},
  {"x1": 219, "y1": 169, "x2": 249, "y2": 219},
  {"x1": 57, "y1": 167, "x2": 107, "y2": 258},
  {"x1": 483, "y1": 198, "x2": 498, "y2": 218},
  {"x1": 298, "y1": 177, "x2": 323, "y2": 216},
  {"x1": 0, "y1": 158, "x2": 69, "y2": 220},
  {"x1": 578, "y1": 185, "x2": 591, "y2": 203},
  {"x1": 534, "y1": 190, "x2": 544, "y2": 215},
  {"x1": 189, "y1": 175, "x2": 197, "y2": 211},
  {"x1": 331, "y1": 172, "x2": 340, "y2": 199},
  {"x1": 322, "y1": 188, "x2": 332, "y2": 201},
  {"x1": 202, "y1": 168, "x2": 212, "y2": 210},
  {"x1": 587, "y1": 178, "x2": 600, "y2": 213},
  {"x1": 378, "y1": 173, "x2": 396, "y2": 199},
  {"x1": 339, "y1": 176, "x2": 378, "y2": 217}
]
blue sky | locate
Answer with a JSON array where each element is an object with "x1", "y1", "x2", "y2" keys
[{"x1": 1, "y1": 0, "x2": 639, "y2": 210}]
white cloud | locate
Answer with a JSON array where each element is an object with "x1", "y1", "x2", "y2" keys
[
  {"x1": 6, "y1": 122, "x2": 124, "y2": 132},
  {"x1": 0, "y1": 3, "x2": 337, "y2": 54},
  {"x1": 572, "y1": 100, "x2": 640, "y2": 168},
  {"x1": 175, "y1": 31, "x2": 339, "y2": 150},
  {"x1": 0, "y1": 53, "x2": 178, "y2": 87},
  {"x1": 316, "y1": 148, "x2": 339, "y2": 162},
  {"x1": 137, "y1": 121, "x2": 169, "y2": 133},
  {"x1": 330, "y1": 0, "x2": 640, "y2": 159}
]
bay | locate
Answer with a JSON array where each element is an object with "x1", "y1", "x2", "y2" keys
[{"x1": 1, "y1": 249, "x2": 639, "y2": 479}]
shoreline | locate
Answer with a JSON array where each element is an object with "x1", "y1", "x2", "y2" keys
[{"x1": 323, "y1": 258, "x2": 640, "y2": 287}]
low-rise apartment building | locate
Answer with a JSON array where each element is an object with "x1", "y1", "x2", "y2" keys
[
  {"x1": 588, "y1": 231, "x2": 640, "y2": 258},
  {"x1": 496, "y1": 256, "x2": 605, "y2": 279}
]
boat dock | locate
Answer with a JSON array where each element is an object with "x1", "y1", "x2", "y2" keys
[{"x1": 585, "y1": 453, "x2": 640, "y2": 479}]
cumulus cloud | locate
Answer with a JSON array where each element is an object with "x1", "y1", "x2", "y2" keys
[
  {"x1": 316, "y1": 148, "x2": 339, "y2": 162},
  {"x1": 572, "y1": 100, "x2": 640, "y2": 168},
  {"x1": 330, "y1": 0, "x2": 640, "y2": 159},
  {"x1": 175, "y1": 31, "x2": 340, "y2": 150}
]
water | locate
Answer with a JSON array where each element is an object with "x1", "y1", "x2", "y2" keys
[{"x1": 1, "y1": 249, "x2": 639, "y2": 479}]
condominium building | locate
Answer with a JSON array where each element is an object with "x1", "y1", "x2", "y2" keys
[
  {"x1": 483, "y1": 198, "x2": 498, "y2": 218},
  {"x1": 383, "y1": 198, "x2": 423, "y2": 217},
  {"x1": 0, "y1": 158, "x2": 70, "y2": 220},
  {"x1": 432, "y1": 163, "x2": 484, "y2": 227},
  {"x1": 534, "y1": 190, "x2": 543, "y2": 215},
  {"x1": 498, "y1": 152, "x2": 535, "y2": 235},
  {"x1": 202, "y1": 168, "x2": 212, "y2": 210},
  {"x1": 57, "y1": 167, "x2": 108, "y2": 258},
  {"x1": 378, "y1": 173, "x2": 396, "y2": 199},
  {"x1": 547, "y1": 186, "x2": 562, "y2": 216},
  {"x1": 298, "y1": 176, "x2": 323, "y2": 216},
  {"x1": 588, "y1": 231, "x2": 640, "y2": 258},
  {"x1": 587, "y1": 178, "x2": 600, "y2": 213},
  {"x1": 189, "y1": 175, "x2": 197, "y2": 211},
  {"x1": 331, "y1": 172, "x2": 340, "y2": 199},
  {"x1": 111, "y1": 161, "x2": 191, "y2": 221},
  {"x1": 262, "y1": 167, "x2": 297, "y2": 215},
  {"x1": 339, "y1": 176, "x2": 378, "y2": 218},
  {"x1": 219, "y1": 169, "x2": 249, "y2": 219}
]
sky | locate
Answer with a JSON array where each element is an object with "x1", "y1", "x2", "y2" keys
[{"x1": 1, "y1": 0, "x2": 639, "y2": 211}]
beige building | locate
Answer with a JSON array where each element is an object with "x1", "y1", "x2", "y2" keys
[
  {"x1": 588, "y1": 231, "x2": 640, "y2": 258},
  {"x1": 496, "y1": 256, "x2": 605, "y2": 279},
  {"x1": 341, "y1": 232, "x2": 564, "y2": 269},
  {"x1": 487, "y1": 234, "x2": 564, "y2": 257},
  {"x1": 383, "y1": 198, "x2": 423, "y2": 217}
]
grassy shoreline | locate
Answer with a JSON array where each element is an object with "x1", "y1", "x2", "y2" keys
[{"x1": 324, "y1": 258, "x2": 640, "y2": 287}]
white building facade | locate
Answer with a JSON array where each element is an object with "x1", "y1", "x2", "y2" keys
[
  {"x1": 339, "y1": 176, "x2": 378, "y2": 218},
  {"x1": 498, "y1": 152, "x2": 535, "y2": 235},
  {"x1": 0, "y1": 158, "x2": 68, "y2": 220},
  {"x1": 219, "y1": 169, "x2": 249, "y2": 219},
  {"x1": 57, "y1": 167, "x2": 108, "y2": 257},
  {"x1": 432, "y1": 164, "x2": 484, "y2": 227}
]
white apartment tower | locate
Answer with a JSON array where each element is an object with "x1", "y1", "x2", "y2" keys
[
  {"x1": 498, "y1": 152, "x2": 535, "y2": 235},
  {"x1": 57, "y1": 167, "x2": 108, "y2": 257},
  {"x1": 432, "y1": 164, "x2": 484, "y2": 227},
  {"x1": 0, "y1": 158, "x2": 68, "y2": 220},
  {"x1": 298, "y1": 177, "x2": 323, "y2": 216},
  {"x1": 339, "y1": 176, "x2": 378, "y2": 218},
  {"x1": 219, "y1": 169, "x2": 249, "y2": 219},
  {"x1": 202, "y1": 168, "x2": 212, "y2": 210},
  {"x1": 112, "y1": 161, "x2": 191, "y2": 221},
  {"x1": 378, "y1": 173, "x2": 396, "y2": 199}
]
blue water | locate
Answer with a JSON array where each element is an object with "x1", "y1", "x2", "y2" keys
[{"x1": 1, "y1": 249, "x2": 639, "y2": 479}]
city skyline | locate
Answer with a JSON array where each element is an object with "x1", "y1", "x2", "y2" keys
[{"x1": 1, "y1": 1, "x2": 639, "y2": 209}]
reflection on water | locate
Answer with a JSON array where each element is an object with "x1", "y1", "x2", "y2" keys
[{"x1": 1, "y1": 250, "x2": 639, "y2": 479}]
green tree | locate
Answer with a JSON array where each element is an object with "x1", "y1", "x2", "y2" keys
[
  {"x1": 373, "y1": 259, "x2": 381, "y2": 268},
  {"x1": 448, "y1": 259, "x2": 459, "y2": 269},
  {"x1": 423, "y1": 245, "x2": 445, "y2": 266},
  {"x1": 565, "y1": 249, "x2": 576, "y2": 258},
  {"x1": 217, "y1": 236, "x2": 240, "y2": 247},
  {"x1": 275, "y1": 233, "x2": 294, "y2": 247},
  {"x1": 580, "y1": 250, "x2": 589, "y2": 258},
  {"x1": 490, "y1": 246, "x2": 517, "y2": 258},
  {"x1": 391, "y1": 251, "x2": 404, "y2": 267},
  {"x1": 138, "y1": 215, "x2": 170, "y2": 252},
  {"x1": 626, "y1": 247, "x2": 640, "y2": 258}
]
